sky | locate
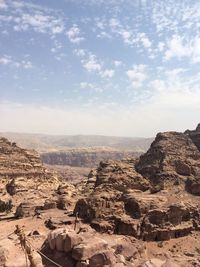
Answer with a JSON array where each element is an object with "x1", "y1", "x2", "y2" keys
[{"x1": 0, "y1": 0, "x2": 200, "y2": 137}]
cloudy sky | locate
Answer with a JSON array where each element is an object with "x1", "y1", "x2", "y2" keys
[{"x1": 0, "y1": 0, "x2": 200, "y2": 137}]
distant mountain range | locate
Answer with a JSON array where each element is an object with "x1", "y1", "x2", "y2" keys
[{"x1": 0, "y1": 132, "x2": 154, "y2": 153}]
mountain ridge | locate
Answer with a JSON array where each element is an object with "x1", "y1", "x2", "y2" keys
[{"x1": 0, "y1": 132, "x2": 154, "y2": 153}]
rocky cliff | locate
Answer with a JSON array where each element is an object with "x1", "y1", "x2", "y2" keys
[
  {"x1": 136, "y1": 131, "x2": 200, "y2": 190},
  {"x1": 74, "y1": 124, "x2": 200, "y2": 242},
  {"x1": 41, "y1": 149, "x2": 140, "y2": 167},
  {"x1": 0, "y1": 137, "x2": 61, "y2": 213},
  {"x1": 0, "y1": 137, "x2": 49, "y2": 179},
  {"x1": 185, "y1": 123, "x2": 200, "y2": 151}
]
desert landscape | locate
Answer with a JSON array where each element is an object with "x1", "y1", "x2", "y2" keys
[
  {"x1": 1, "y1": 0, "x2": 199, "y2": 266},
  {"x1": 2, "y1": 132, "x2": 152, "y2": 184},
  {"x1": 1, "y1": 124, "x2": 200, "y2": 266}
]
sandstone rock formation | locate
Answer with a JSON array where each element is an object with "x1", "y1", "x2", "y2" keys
[
  {"x1": 0, "y1": 137, "x2": 49, "y2": 179},
  {"x1": 2, "y1": 124, "x2": 200, "y2": 266},
  {"x1": 185, "y1": 123, "x2": 200, "y2": 151},
  {"x1": 136, "y1": 132, "x2": 200, "y2": 188},
  {"x1": 74, "y1": 125, "x2": 200, "y2": 242},
  {"x1": 0, "y1": 137, "x2": 62, "y2": 216},
  {"x1": 46, "y1": 227, "x2": 144, "y2": 267}
]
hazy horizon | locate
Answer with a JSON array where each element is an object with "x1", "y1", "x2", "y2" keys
[
  {"x1": 1, "y1": 0, "x2": 200, "y2": 137},
  {"x1": 0, "y1": 130, "x2": 153, "y2": 139}
]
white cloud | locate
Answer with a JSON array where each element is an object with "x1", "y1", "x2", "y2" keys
[
  {"x1": 73, "y1": 49, "x2": 86, "y2": 57},
  {"x1": 96, "y1": 21, "x2": 105, "y2": 30},
  {"x1": 164, "y1": 35, "x2": 200, "y2": 63},
  {"x1": 126, "y1": 65, "x2": 147, "y2": 88},
  {"x1": 22, "y1": 60, "x2": 33, "y2": 69},
  {"x1": 66, "y1": 24, "x2": 84, "y2": 44},
  {"x1": 81, "y1": 53, "x2": 115, "y2": 79},
  {"x1": 97, "y1": 31, "x2": 112, "y2": 39},
  {"x1": 192, "y1": 37, "x2": 200, "y2": 62},
  {"x1": 164, "y1": 35, "x2": 189, "y2": 60},
  {"x1": 108, "y1": 18, "x2": 153, "y2": 52},
  {"x1": 0, "y1": 55, "x2": 33, "y2": 69},
  {"x1": 109, "y1": 18, "x2": 120, "y2": 29},
  {"x1": 134, "y1": 33, "x2": 152, "y2": 48},
  {"x1": 141, "y1": 36, "x2": 151, "y2": 48},
  {"x1": 101, "y1": 69, "x2": 115, "y2": 78},
  {"x1": 80, "y1": 82, "x2": 94, "y2": 89},
  {"x1": 2, "y1": 4, "x2": 65, "y2": 35},
  {"x1": 83, "y1": 55, "x2": 102, "y2": 72},
  {"x1": 0, "y1": 0, "x2": 7, "y2": 9},
  {"x1": 113, "y1": 60, "x2": 122, "y2": 67},
  {"x1": 0, "y1": 56, "x2": 11, "y2": 65},
  {"x1": 158, "y1": 42, "x2": 165, "y2": 52},
  {"x1": 52, "y1": 25, "x2": 64, "y2": 34},
  {"x1": 121, "y1": 30, "x2": 132, "y2": 44}
]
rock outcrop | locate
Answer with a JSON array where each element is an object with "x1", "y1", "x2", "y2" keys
[
  {"x1": 185, "y1": 123, "x2": 200, "y2": 151},
  {"x1": 0, "y1": 137, "x2": 50, "y2": 179},
  {"x1": 136, "y1": 132, "x2": 200, "y2": 188},
  {"x1": 0, "y1": 137, "x2": 60, "y2": 215},
  {"x1": 74, "y1": 125, "x2": 200, "y2": 241},
  {"x1": 95, "y1": 159, "x2": 149, "y2": 191},
  {"x1": 46, "y1": 227, "x2": 144, "y2": 267}
]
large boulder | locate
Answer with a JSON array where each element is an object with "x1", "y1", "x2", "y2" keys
[{"x1": 72, "y1": 237, "x2": 108, "y2": 261}]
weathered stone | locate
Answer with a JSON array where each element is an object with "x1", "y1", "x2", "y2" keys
[
  {"x1": 55, "y1": 232, "x2": 67, "y2": 251},
  {"x1": 95, "y1": 159, "x2": 149, "y2": 191},
  {"x1": 161, "y1": 259, "x2": 180, "y2": 267},
  {"x1": 114, "y1": 215, "x2": 139, "y2": 237},
  {"x1": 72, "y1": 237, "x2": 108, "y2": 261},
  {"x1": 141, "y1": 203, "x2": 195, "y2": 241},
  {"x1": 43, "y1": 199, "x2": 57, "y2": 210},
  {"x1": 123, "y1": 192, "x2": 165, "y2": 219},
  {"x1": 141, "y1": 258, "x2": 165, "y2": 267},
  {"x1": 89, "y1": 250, "x2": 116, "y2": 267},
  {"x1": 64, "y1": 232, "x2": 84, "y2": 252},
  {"x1": 76, "y1": 261, "x2": 89, "y2": 267},
  {"x1": 185, "y1": 177, "x2": 200, "y2": 196},
  {"x1": 0, "y1": 137, "x2": 59, "y2": 215},
  {"x1": 175, "y1": 160, "x2": 191, "y2": 176},
  {"x1": 136, "y1": 132, "x2": 200, "y2": 187},
  {"x1": 48, "y1": 229, "x2": 66, "y2": 250},
  {"x1": 185, "y1": 123, "x2": 200, "y2": 152},
  {"x1": 15, "y1": 202, "x2": 36, "y2": 218}
]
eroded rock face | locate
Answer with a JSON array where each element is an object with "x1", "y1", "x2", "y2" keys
[
  {"x1": 185, "y1": 123, "x2": 200, "y2": 151},
  {"x1": 0, "y1": 137, "x2": 49, "y2": 179},
  {"x1": 140, "y1": 203, "x2": 198, "y2": 241},
  {"x1": 136, "y1": 132, "x2": 200, "y2": 187},
  {"x1": 41, "y1": 149, "x2": 140, "y2": 168},
  {"x1": 0, "y1": 137, "x2": 60, "y2": 214},
  {"x1": 73, "y1": 125, "x2": 200, "y2": 241},
  {"x1": 95, "y1": 159, "x2": 150, "y2": 192}
]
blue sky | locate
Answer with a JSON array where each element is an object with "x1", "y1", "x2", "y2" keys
[{"x1": 0, "y1": 0, "x2": 200, "y2": 136}]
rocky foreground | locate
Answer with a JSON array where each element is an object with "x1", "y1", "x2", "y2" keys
[{"x1": 1, "y1": 124, "x2": 200, "y2": 266}]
